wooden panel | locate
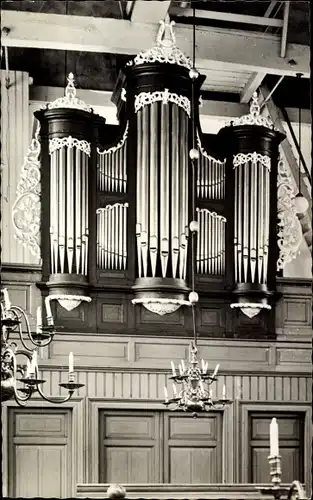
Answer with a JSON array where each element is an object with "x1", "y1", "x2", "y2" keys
[
  {"x1": 10, "y1": 409, "x2": 71, "y2": 498},
  {"x1": 0, "y1": 70, "x2": 39, "y2": 265},
  {"x1": 170, "y1": 447, "x2": 217, "y2": 483},
  {"x1": 106, "y1": 447, "x2": 154, "y2": 483},
  {"x1": 15, "y1": 412, "x2": 68, "y2": 437},
  {"x1": 284, "y1": 296, "x2": 311, "y2": 326},
  {"x1": 99, "y1": 411, "x2": 160, "y2": 483},
  {"x1": 249, "y1": 413, "x2": 304, "y2": 484},
  {"x1": 165, "y1": 412, "x2": 222, "y2": 483},
  {"x1": 277, "y1": 349, "x2": 311, "y2": 365}
]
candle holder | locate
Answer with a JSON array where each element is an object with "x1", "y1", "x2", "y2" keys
[{"x1": 257, "y1": 454, "x2": 308, "y2": 500}]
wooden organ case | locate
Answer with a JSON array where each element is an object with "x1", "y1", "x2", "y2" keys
[{"x1": 33, "y1": 24, "x2": 286, "y2": 339}]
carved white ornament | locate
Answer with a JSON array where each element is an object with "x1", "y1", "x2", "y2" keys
[
  {"x1": 196, "y1": 131, "x2": 226, "y2": 164},
  {"x1": 132, "y1": 297, "x2": 191, "y2": 316},
  {"x1": 47, "y1": 73, "x2": 93, "y2": 113},
  {"x1": 49, "y1": 294, "x2": 92, "y2": 311},
  {"x1": 233, "y1": 152, "x2": 271, "y2": 171},
  {"x1": 129, "y1": 15, "x2": 191, "y2": 69},
  {"x1": 12, "y1": 124, "x2": 41, "y2": 258},
  {"x1": 97, "y1": 122, "x2": 129, "y2": 155},
  {"x1": 277, "y1": 157, "x2": 302, "y2": 270},
  {"x1": 49, "y1": 136, "x2": 91, "y2": 155},
  {"x1": 230, "y1": 302, "x2": 271, "y2": 318},
  {"x1": 134, "y1": 89, "x2": 190, "y2": 116},
  {"x1": 225, "y1": 92, "x2": 275, "y2": 129}
]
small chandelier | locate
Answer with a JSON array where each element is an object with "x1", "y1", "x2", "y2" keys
[
  {"x1": 163, "y1": 327, "x2": 232, "y2": 417},
  {"x1": 163, "y1": 9, "x2": 231, "y2": 418},
  {"x1": 1, "y1": 288, "x2": 84, "y2": 406}
]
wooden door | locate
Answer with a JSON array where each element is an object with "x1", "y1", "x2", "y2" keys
[
  {"x1": 163, "y1": 411, "x2": 222, "y2": 483},
  {"x1": 99, "y1": 411, "x2": 162, "y2": 483},
  {"x1": 8, "y1": 408, "x2": 72, "y2": 498},
  {"x1": 249, "y1": 412, "x2": 304, "y2": 483}
]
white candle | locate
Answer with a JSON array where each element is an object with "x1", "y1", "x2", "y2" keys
[
  {"x1": 30, "y1": 351, "x2": 37, "y2": 374},
  {"x1": 3, "y1": 288, "x2": 11, "y2": 311},
  {"x1": 181, "y1": 359, "x2": 186, "y2": 373},
  {"x1": 45, "y1": 296, "x2": 53, "y2": 320},
  {"x1": 36, "y1": 306, "x2": 42, "y2": 332},
  {"x1": 171, "y1": 361, "x2": 176, "y2": 376},
  {"x1": 199, "y1": 380, "x2": 205, "y2": 394},
  {"x1": 164, "y1": 386, "x2": 169, "y2": 402},
  {"x1": 201, "y1": 359, "x2": 205, "y2": 373},
  {"x1": 172, "y1": 382, "x2": 177, "y2": 398},
  {"x1": 25, "y1": 359, "x2": 31, "y2": 378},
  {"x1": 178, "y1": 364, "x2": 183, "y2": 376},
  {"x1": 212, "y1": 363, "x2": 220, "y2": 378},
  {"x1": 209, "y1": 389, "x2": 213, "y2": 400},
  {"x1": 270, "y1": 418, "x2": 279, "y2": 457},
  {"x1": 69, "y1": 352, "x2": 74, "y2": 373},
  {"x1": 222, "y1": 384, "x2": 226, "y2": 400}
]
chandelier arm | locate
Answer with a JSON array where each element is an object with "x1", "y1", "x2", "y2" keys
[
  {"x1": 11, "y1": 306, "x2": 54, "y2": 349},
  {"x1": 36, "y1": 382, "x2": 74, "y2": 404},
  {"x1": 11, "y1": 350, "x2": 34, "y2": 404}
]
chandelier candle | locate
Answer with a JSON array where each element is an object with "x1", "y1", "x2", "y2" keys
[
  {"x1": 270, "y1": 418, "x2": 279, "y2": 457},
  {"x1": 36, "y1": 306, "x2": 42, "y2": 333},
  {"x1": 3, "y1": 288, "x2": 11, "y2": 311},
  {"x1": 69, "y1": 352, "x2": 74, "y2": 374}
]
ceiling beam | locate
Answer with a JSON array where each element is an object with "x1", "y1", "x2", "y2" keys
[
  {"x1": 1, "y1": 10, "x2": 310, "y2": 78},
  {"x1": 171, "y1": 8, "x2": 284, "y2": 28},
  {"x1": 240, "y1": 72, "x2": 266, "y2": 103},
  {"x1": 129, "y1": 0, "x2": 171, "y2": 23},
  {"x1": 29, "y1": 85, "x2": 311, "y2": 124}
]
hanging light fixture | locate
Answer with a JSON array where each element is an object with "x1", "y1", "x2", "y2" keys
[
  {"x1": 1, "y1": 288, "x2": 84, "y2": 406},
  {"x1": 293, "y1": 73, "x2": 309, "y2": 214},
  {"x1": 163, "y1": 10, "x2": 232, "y2": 418}
]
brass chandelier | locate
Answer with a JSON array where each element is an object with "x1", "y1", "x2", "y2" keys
[
  {"x1": 163, "y1": 10, "x2": 232, "y2": 417},
  {"x1": 1, "y1": 288, "x2": 83, "y2": 406}
]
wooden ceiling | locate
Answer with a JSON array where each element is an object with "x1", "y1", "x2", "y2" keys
[{"x1": 1, "y1": 1, "x2": 311, "y2": 109}]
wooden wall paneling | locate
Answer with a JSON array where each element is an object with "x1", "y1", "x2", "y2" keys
[
  {"x1": 96, "y1": 292, "x2": 135, "y2": 333},
  {"x1": 240, "y1": 403, "x2": 312, "y2": 493},
  {"x1": 99, "y1": 411, "x2": 161, "y2": 483},
  {"x1": 276, "y1": 281, "x2": 312, "y2": 340},
  {"x1": 2, "y1": 398, "x2": 85, "y2": 497},
  {"x1": 0, "y1": 70, "x2": 40, "y2": 265},
  {"x1": 250, "y1": 412, "x2": 304, "y2": 483},
  {"x1": 164, "y1": 412, "x2": 222, "y2": 484},
  {"x1": 87, "y1": 400, "x2": 165, "y2": 483}
]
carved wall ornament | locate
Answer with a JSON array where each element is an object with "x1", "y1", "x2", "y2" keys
[
  {"x1": 134, "y1": 89, "x2": 191, "y2": 116},
  {"x1": 132, "y1": 297, "x2": 191, "y2": 316},
  {"x1": 49, "y1": 294, "x2": 92, "y2": 312},
  {"x1": 97, "y1": 123, "x2": 129, "y2": 155},
  {"x1": 12, "y1": 124, "x2": 41, "y2": 259},
  {"x1": 47, "y1": 73, "x2": 93, "y2": 113},
  {"x1": 49, "y1": 136, "x2": 91, "y2": 155},
  {"x1": 277, "y1": 156, "x2": 303, "y2": 270},
  {"x1": 129, "y1": 15, "x2": 192, "y2": 69},
  {"x1": 225, "y1": 92, "x2": 275, "y2": 129},
  {"x1": 233, "y1": 152, "x2": 271, "y2": 171}
]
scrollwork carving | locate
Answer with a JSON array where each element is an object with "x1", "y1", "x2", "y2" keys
[
  {"x1": 49, "y1": 136, "x2": 91, "y2": 155},
  {"x1": 134, "y1": 89, "x2": 190, "y2": 116},
  {"x1": 233, "y1": 152, "x2": 271, "y2": 171},
  {"x1": 12, "y1": 125, "x2": 41, "y2": 258},
  {"x1": 277, "y1": 157, "x2": 302, "y2": 270}
]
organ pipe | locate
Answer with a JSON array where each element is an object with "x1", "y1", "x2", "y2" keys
[
  {"x1": 218, "y1": 92, "x2": 285, "y2": 318},
  {"x1": 34, "y1": 73, "x2": 105, "y2": 310}
]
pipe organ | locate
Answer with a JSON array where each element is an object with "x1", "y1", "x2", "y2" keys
[
  {"x1": 34, "y1": 74, "x2": 106, "y2": 311},
  {"x1": 12, "y1": 16, "x2": 303, "y2": 330},
  {"x1": 217, "y1": 93, "x2": 285, "y2": 318}
]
